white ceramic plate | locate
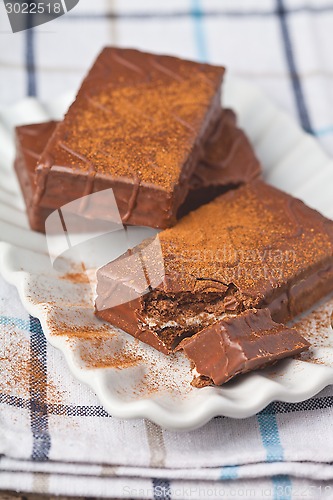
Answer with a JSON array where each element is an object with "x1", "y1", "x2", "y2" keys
[{"x1": 1, "y1": 76, "x2": 333, "y2": 431}]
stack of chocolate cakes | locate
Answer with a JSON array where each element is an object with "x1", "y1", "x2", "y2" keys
[{"x1": 15, "y1": 47, "x2": 333, "y2": 387}]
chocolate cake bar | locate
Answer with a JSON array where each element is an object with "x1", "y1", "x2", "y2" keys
[
  {"x1": 33, "y1": 47, "x2": 226, "y2": 229},
  {"x1": 15, "y1": 110, "x2": 261, "y2": 232},
  {"x1": 14, "y1": 121, "x2": 57, "y2": 232},
  {"x1": 96, "y1": 180, "x2": 333, "y2": 383}
]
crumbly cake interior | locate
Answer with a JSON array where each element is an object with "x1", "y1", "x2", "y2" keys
[{"x1": 142, "y1": 286, "x2": 243, "y2": 350}]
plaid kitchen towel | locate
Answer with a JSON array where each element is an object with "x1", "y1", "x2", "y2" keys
[{"x1": 1, "y1": 0, "x2": 333, "y2": 498}]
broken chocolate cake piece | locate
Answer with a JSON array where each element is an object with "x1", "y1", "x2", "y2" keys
[
  {"x1": 95, "y1": 180, "x2": 333, "y2": 384},
  {"x1": 14, "y1": 109, "x2": 261, "y2": 232},
  {"x1": 33, "y1": 47, "x2": 226, "y2": 229},
  {"x1": 178, "y1": 308, "x2": 309, "y2": 387}
]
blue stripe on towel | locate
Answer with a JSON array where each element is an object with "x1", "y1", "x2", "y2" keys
[
  {"x1": 220, "y1": 465, "x2": 239, "y2": 480},
  {"x1": 191, "y1": 0, "x2": 208, "y2": 62},
  {"x1": 29, "y1": 316, "x2": 51, "y2": 461},
  {"x1": 276, "y1": 0, "x2": 313, "y2": 133},
  {"x1": 25, "y1": 25, "x2": 37, "y2": 96},
  {"x1": 257, "y1": 412, "x2": 292, "y2": 499},
  {"x1": 0, "y1": 315, "x2": 31, "y2": 332}
]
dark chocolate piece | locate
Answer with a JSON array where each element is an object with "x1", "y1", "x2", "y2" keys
[
  {"x1": 178, "y1": 308, "x2": 309, "y2": 387},
  {"x1": 34, "y1": 47, "x2": 225, "y2": 229},
  {"x1": 95, "y1": 180, "x2": 333, "y2": 356},
  {"x1": 15, "y1": 108, "x2": 261, "y2": 233},
  {"x1": 14, "y1": 121, "x2": 57, "y2": 232}
]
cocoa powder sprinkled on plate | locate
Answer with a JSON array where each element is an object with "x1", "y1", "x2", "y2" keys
[
  {"x1": 60, "y1": 272, "x2": 90, "y2": 284},
  {"x1": 293, "y1": 297, "x2": 333, "y2": 364},
  {"x1": 51, "y1": 322, "x2": 113, "y2": 339},
  {"x1": 78, "y1": 340, "x2": 142, "y2": 370},
  {"x1": 0, "y1": 325, "x2": 64, "y2": 403}
]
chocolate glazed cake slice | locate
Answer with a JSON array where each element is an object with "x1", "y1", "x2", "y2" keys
[
  {"x1": 14, "y1": 109, "x2": 261, "y2": 233},
  {"x1": 95, "y1": 180, "x2": 333, "y2": 384},
  {"x1": 33, "y1": 47, "x2": 225, "y2": 229}
]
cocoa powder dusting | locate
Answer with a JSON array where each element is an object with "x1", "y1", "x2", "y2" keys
[
  {"x1": 60, "y1": 272, "x2": 90, "y2": 284},
  {"x1": 0, "y1": 324, "x2": 64, "y2": 404},
  {"x1": 293, "y1": 297, "x2": 333, "y2": 364},
  {"x1": 157, "y1": 181, "x2": 333, "y2": 296},
  {"x1": 77, "y1": 338, "x2": 142, "y2": 370},
  {"x1": 51, "y1": 322, "x2": 112, "y2": 339},
  {"x1": 43, "y1": 48, "x2": 224, "y2": 191},
  {"x1": 49, "y1": 316, "x2": 143, "y2": 370}
]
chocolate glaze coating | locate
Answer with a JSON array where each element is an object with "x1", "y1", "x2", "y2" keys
[
  {"x1": 95, "y1": 181, "x2": 333, "y2": 361},
  {"x1": 178, "y1": 108, "x2": 261, "y2": 216},
  {"x1": 34, "y1": 47, "x2": 225, "y2": 229},
  {"x1": 192, "y1": 109, "x2": 260, "y2": 187},
  {"x1": 177, "y1": 308, "x2": 309, "y2": 387},
  {"x1": 14, "y1": 107, "x2": 261, "y2": 233},
  {"x1": 14, "y1": 121, "x2": 57, "y2": 232}
]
